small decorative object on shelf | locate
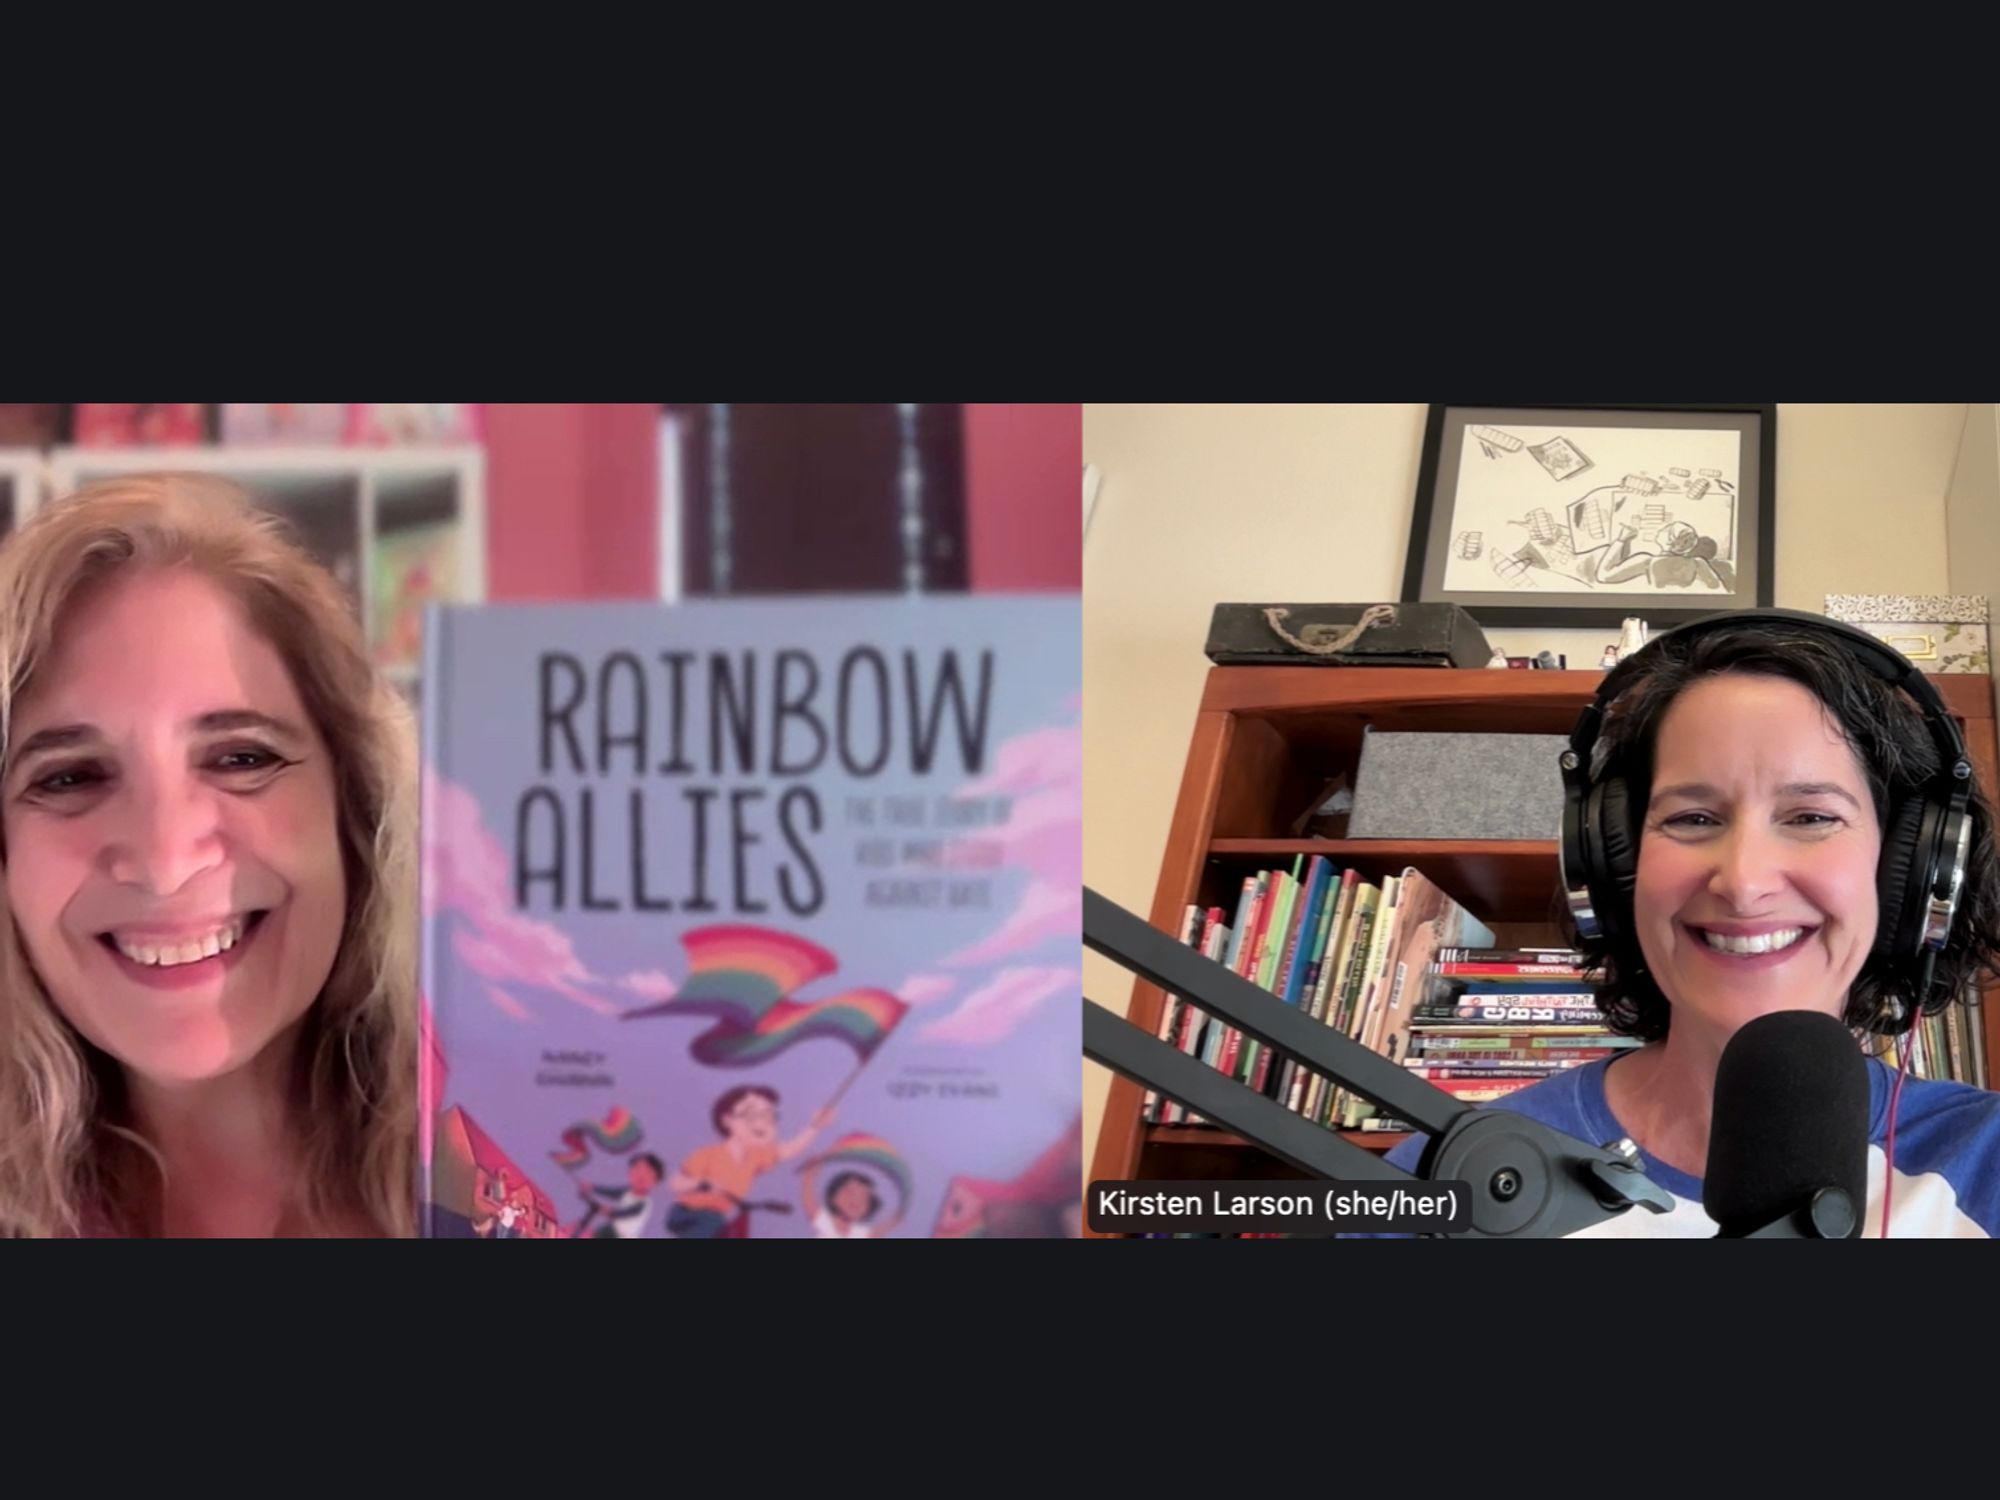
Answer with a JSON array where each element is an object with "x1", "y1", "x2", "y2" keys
[
  {"x1": 1616, "y1": 616, "x2": 1651, "y2": 662},
  {"x1": 1824, "y1": 594, "x2": 1990, "y2": 676},
  {"x1": 1288, "y1": 775, "x2": 1354, "y2": 840}
]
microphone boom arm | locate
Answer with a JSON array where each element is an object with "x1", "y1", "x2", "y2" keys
[{"x1": 1084, "y1": 886, "x2": 1674, "y2": 1237}]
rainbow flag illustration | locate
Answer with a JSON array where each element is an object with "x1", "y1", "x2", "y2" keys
[
  {"x1": 622, "y1": 926, "x2": 837, "y2": 1027},
  {"x1": 802, "y1": 1132, "x2": 913, "y2": 1213},
  {"x1": 550, "y1": 1105, "x2": 643, "y2": 1169},
  {"x1": 688, "y1": 988, "x2": 908, "y2": 1067},
  {"x1": 623, "y1": 926, "x2": 905, "y2": 1067}
]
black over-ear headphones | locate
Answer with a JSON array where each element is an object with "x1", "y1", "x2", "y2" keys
[{"x1": 1559, "y1": 608, "x2": 1974, "y2": 987}]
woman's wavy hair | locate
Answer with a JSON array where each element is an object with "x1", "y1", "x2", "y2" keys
[
  {"x1": 1570, "y1": 618, "x2": 2000, "y2": 1043},
  {"x1": 0, "y1": 474, "x2": 417, "y2": 1237}
]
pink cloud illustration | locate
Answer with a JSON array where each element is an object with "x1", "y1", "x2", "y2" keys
[
  {"x1": 937, "y1": 719, "x2": 1080, "y2": 968},
  {"x1": 617, "y1": 970, "x2": 678, "y2": 1001},
  {"x1": 425, "y1": 769, "x2": 625, "y2": 1017},
  {"x1": 897, "y1": 973, "x2": 961, "y2": 1006},
  {"x1": 917, "y1": 965, "x2": 1078, "y2": 1046}
]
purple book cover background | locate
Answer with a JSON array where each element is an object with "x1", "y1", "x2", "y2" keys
[{"x1": 419, "y1": 596, "x2": 1081, "y2": 1237}]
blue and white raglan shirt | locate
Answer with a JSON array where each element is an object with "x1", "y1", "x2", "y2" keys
[{"x1": 1382, "y1": 1056, "x2": 2000, "y2": 1237}]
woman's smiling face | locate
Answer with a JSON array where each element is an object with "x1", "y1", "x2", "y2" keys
[
  {"x1": 1634, "y1": 672, "x2": 1882, "y2": 1039},
  {"x1": 2, "y1": 567, "x2": 346, "y2": 1086}
]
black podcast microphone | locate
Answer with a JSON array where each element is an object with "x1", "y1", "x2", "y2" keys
[{"x1": 1704, "y1": 1011, "x2": 1871, "y2": 1238}]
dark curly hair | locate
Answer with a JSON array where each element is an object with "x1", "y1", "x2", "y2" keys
[{"x1": 1568, "y1": 619, "x2": 2000, "y2": 1041}]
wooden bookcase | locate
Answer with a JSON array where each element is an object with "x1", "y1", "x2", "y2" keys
[{"x1": 1089, "y1": 665, "x2": 2000, "y2": 1190}]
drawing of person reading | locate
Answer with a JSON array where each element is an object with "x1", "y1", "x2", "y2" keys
[{"x1": 1593, "y1": 521, "x2": 1729, "y2": 591}]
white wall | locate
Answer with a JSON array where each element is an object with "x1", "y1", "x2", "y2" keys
[
  {"x1": 1083, "y1": 403, "x2": 1970, "y2": 1171},
  {"x1": 1946, "y1": 404, "x2": 2000, "y2": 697}
]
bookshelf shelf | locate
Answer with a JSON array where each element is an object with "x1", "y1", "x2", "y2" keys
[{"x1": 1091, "y1": 663, "x2": 2000, "y2": 1229}]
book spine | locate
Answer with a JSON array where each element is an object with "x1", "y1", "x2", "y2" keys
[
  {"x1": 1145, "y1": 905, "x2": 1205, "y2": 1124},
  {"x1": 1301, "y1": 873, "x2": 1363, "y2": 1119},
  {"x1": 1411, "y1": 1034, "x2": 1637, "y2": 1052},
  {"x1": 1342, "y1": 875, "x2": 1402, "y2": 1127},
  {"x1": 1432, "y1": 963, "x2": 1599, "y2": 978},
  {"x1": 1275, "y1": 858, "x2": 1332, "y2": 1104},
  {"x1": 1319, "y1": 886, "x2": 1381, "y2": 1124},
  {"x1": 1419, "y1": 1005, "x2": 1606, "y2": 1025},
  {"x1": 1219, "y1": 873, "x2": 1270, "y2": 1082},
  {"x1": 1248, "y1": 872, "x2": 1300, "y2": 1094},
  {"x1": 1435, "y1": 948, "x2": 1586, "y2": 964},
  {"x1": 416, "y1": 601, "x2": 452, "y2": 1229}
]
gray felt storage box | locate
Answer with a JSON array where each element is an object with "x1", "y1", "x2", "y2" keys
[{"x1": 1348, "y1": 731, "x2": 1570, "y2": 841}]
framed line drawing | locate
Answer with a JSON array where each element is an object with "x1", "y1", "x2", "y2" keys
[{"x1": 1402, "y1": 403, "x2": 1776, "y2": 630}]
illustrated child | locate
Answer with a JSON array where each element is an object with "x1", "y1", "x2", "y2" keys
[
  {"x1": 575, "y1": 1153, "x2": 666, "y2": 1239},
  {"x1": 668, "y1": 1085, "x2": 831, "y2": 1238},
  {"x1": 800, "y1": 1164, "x2": 904, "y2": 1240}
]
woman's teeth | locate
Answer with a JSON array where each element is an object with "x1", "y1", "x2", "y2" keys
[
  {"x1": 1700, "y1": 927, "x2": 1806, "y2": 956},
  {"x1": 111, "y1": 919, "x2": 245, "y2": 968}
]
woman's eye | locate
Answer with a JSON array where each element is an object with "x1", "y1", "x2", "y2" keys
[
  {"x1": 211, "y1": 747, "x2": 285, "y2": 773},
  {"x1": 31, "y1": 765, "x2": 105, "y2": 795},
  {"x1": 1665, "y1": 812, "x2": 1717, "y2": 829}
]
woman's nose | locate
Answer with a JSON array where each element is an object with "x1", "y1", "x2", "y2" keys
[
  {"x1": 1706, "y1": 822, "x2": 1787, "y2": 912},
  {"x1": 102, "y1": 775, "x2": 225, "y2": 896}
]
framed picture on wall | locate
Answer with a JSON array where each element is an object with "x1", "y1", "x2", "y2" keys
[{"x1": 1401, "y1": 403, "x2": 1776, "y2": 630}]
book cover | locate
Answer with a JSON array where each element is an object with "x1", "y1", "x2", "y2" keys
[
  {"x1": 1366, "y1": 869, "x2": 1499, "y2": 1075},
  {"x1": 373, "y1": 520, "x2": 461, "y2": 675},
  {"x1": 418, "y1": 596, "x2": 1081, "y2": 1238}
]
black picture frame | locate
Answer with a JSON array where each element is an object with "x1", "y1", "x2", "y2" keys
[{"x1": 1402, "y1": 403, "x2": 1777, "y2": 631}]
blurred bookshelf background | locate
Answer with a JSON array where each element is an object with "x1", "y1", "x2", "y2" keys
[{"x1": 0, "y1": 403, "x2": 1081, "y2": 696}]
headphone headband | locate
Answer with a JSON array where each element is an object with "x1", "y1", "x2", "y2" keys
[{"x1": 1567, "y1": 607, "x2": 1968, "y2": 791}]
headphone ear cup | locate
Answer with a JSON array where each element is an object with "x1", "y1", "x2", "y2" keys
[
  {"x1": 1875, "y1": 793, "x2": 1929, "y2": 961},
  {"x1": 1592, "y1": 774, "x2": 1642, "y2": 951}
]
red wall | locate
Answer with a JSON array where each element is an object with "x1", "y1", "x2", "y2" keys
[
  {"x1": 963, "y1": 402, "x2": 1081, "y2": 592},
  {"x1": 483, "y1": 403, "x2": 1078, "y2": 599}
]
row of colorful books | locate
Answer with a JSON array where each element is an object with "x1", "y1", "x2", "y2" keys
[
  {"x1": 1873, "y1": 992, "x2": 1990, "y2": 1090},
  {"x1": 1144, "y1": 858, "x2": 1496, "y2": 1129}
]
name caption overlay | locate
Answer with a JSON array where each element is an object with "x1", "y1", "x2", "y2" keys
[{"x1": 1088, "y1": 1179, "x2": 1472, "y2": 1237}]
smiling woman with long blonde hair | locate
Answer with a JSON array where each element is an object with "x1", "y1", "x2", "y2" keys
[{"x1": 0, "y1": 474, "x2": 417, "y2": 1237}]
